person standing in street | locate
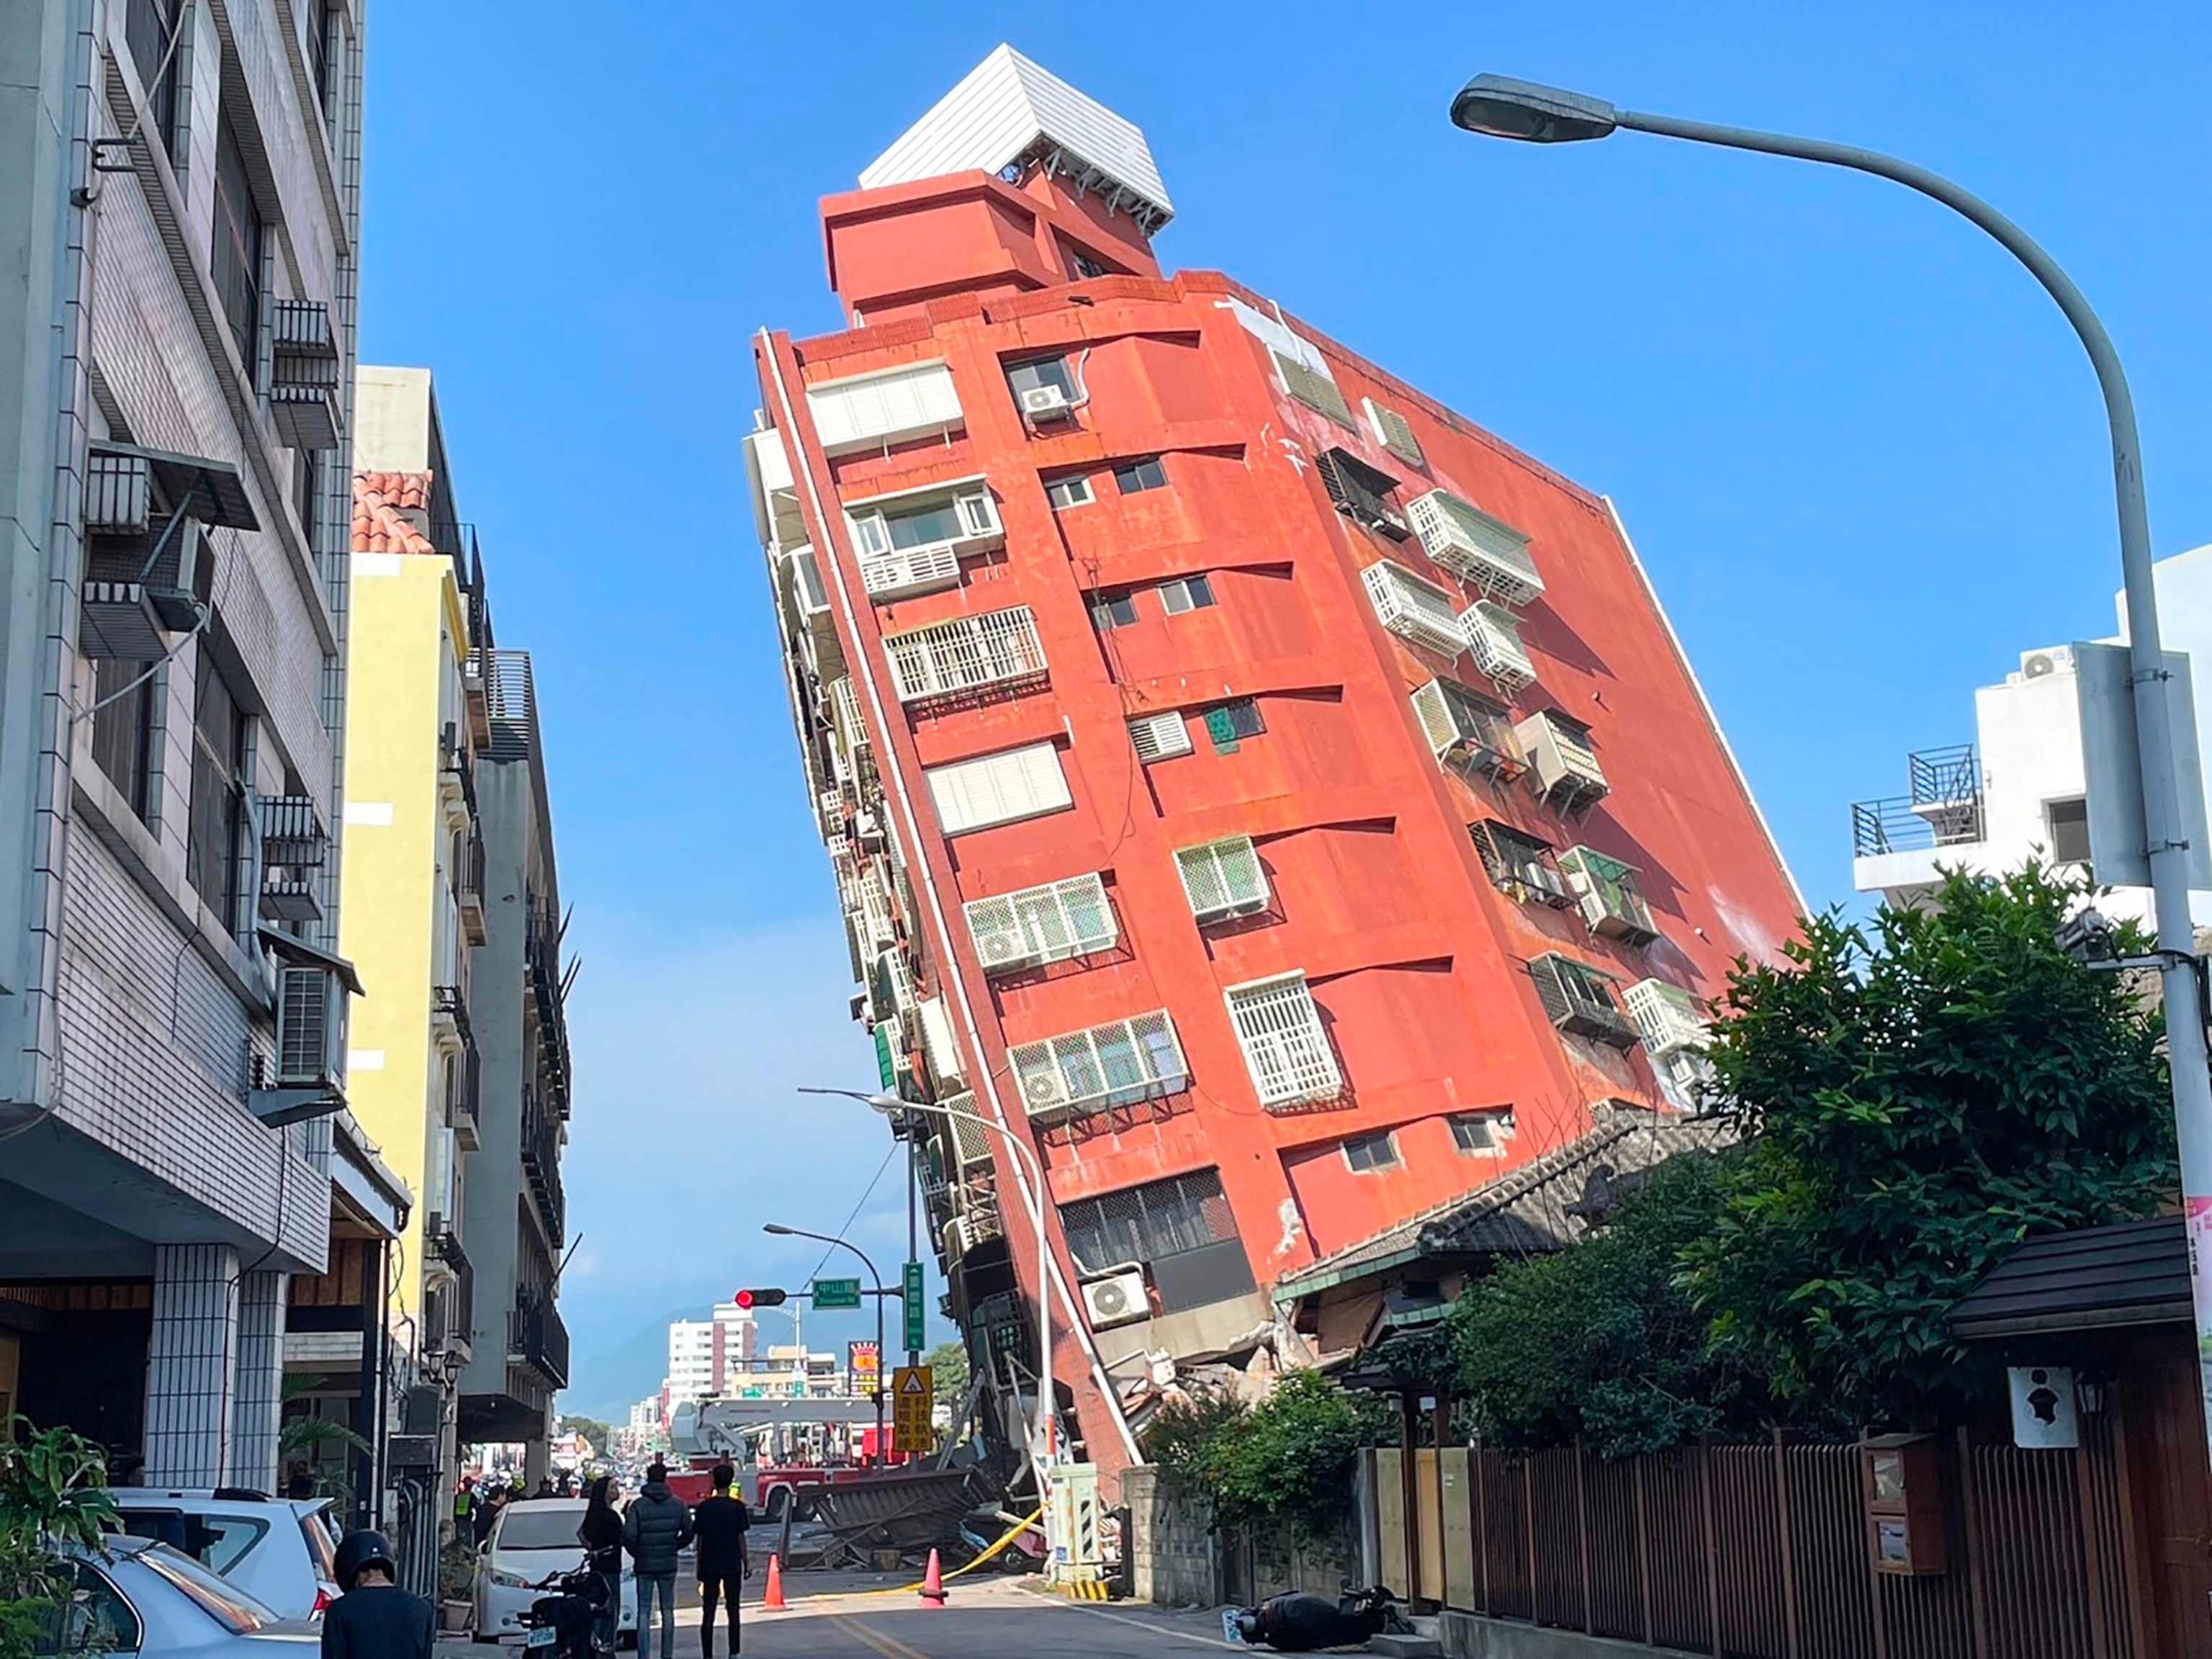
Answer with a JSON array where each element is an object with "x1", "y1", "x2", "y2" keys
[
  {"x1": 621, "y1": 1462, "x2": 693, "y2": 1659},
  {"x1": 577, "y1": 1475, "x2": 625, "y2": 1655},
  {"x1": 688, "y1": 1465, "x2": 750, "y2": 1659},
  {"x1": 323, "y1": 1531, "x2": 434, "y2": 1659}
]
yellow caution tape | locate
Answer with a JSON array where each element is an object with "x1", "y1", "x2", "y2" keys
[{"x1": 853, "y1": 1506, "x2": 1046, "y2": 1596}]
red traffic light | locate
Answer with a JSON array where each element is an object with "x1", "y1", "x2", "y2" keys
[{"x1": 733, "y1": 1288, "x2": 786, "y2": 1310}]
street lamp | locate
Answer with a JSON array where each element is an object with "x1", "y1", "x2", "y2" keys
[
  {"x1": 801, "y1": 1087, "x2": 1059, "y2": 1483},
  {"x1": 761, "y1": 1221, "x2": 886, "y2": 1462},
  {"x1": 1449, "y1": 76, "x2": 2212, "y2": 1467}
]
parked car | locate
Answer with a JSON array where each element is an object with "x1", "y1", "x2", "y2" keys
[
  {"x1": 41, "y1": 1537, "x2": 318, "y2": 1658},
  {"x1": 106, "y1": 1488, "x2": 341, "y2": 1622},
  {"x1": 474, "y1": 1498, "x2": 637, "y2": 1646}
]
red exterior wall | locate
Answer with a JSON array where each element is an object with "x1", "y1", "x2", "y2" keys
[{"x1": 754, "y1": 177, "x2": 1800, "y2": 1487}]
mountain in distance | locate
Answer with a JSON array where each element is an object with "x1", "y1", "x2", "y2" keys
[{"x1": 559, "y1": 1305, "x2": 689, "y2": 1422}]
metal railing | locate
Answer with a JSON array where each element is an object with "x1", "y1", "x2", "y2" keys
[
  {"x1": 510, "y1": 1293, "x2": 570, "y2": 1388},
  {"x1": 525, "y1": 906, "x2": 573, "y2": 1115},
  {"x1": 519, "y1": 1087, "x2": 565, "y2": 1244},
  {"x1": 1851, "y1": 744, "x2": 1984, "y2": 857}
]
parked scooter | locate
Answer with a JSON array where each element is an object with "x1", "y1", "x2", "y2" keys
[
  {"x1": 1225, "y1": 1583, "x2": 1411, "y2": 1650},
  {"x1": 516, "y1": 1565, "x2": 610, "y2": 1659}
]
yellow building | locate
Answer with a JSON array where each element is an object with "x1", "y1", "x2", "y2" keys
[{"x1": 340, "y1": 367, "x2": 485, "y2": 1397}]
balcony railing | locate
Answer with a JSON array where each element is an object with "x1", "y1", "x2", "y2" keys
[
  {"x1": 1851, "y1": 744, "x2": 1984, "y2": 857},
  {"x1": 424, "y1": 1216, "x2": 475, "y2": 1355},
  {"x1": 519, "y1": 1087, "x2": 565, "y2": 1244},
  {"x1": 439, "y1": 721, "x2": 478, "y2": 823},
  {"x1": 456, "y1": 826, "x2": 488, "y2": 945},
  {"x1": 885, "y1": 607, "x2": 1047, "y2": 706},
  {"x1": 525, "y1": 907, "x2": 573, "y2": 1115},
  {"x1": 1406, "y1": 488, "x2": 1542, "y2": 608},
  {"x1": 510, "y1": 1293, "x2": 570, "y2": 1388},
  {"x1": 1362, "y1": 559, "x2": 1466, "y2": 660}
]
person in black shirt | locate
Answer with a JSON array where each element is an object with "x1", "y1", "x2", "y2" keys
[
  {"x1": 577, "y1": 1475, "x2": 625, "y2": 1653},
  {"x1": 323, "y1": 1531, "x2": 434, "y2": 1659},
  {"x1": 688, "y1": 1465, "x2": 751, "y2": 1658}
]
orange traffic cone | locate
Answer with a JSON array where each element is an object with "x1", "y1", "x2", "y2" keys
[
  {"x1": 919, "y1": 1547, "x2": 947, "y2": 1607},
  {"x1": 761, "y1": 1555, "x2": 787, "y2": 1612}
]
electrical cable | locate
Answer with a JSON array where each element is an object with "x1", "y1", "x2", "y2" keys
[{"x1": 800, "y1": 1143, "x2": 899, "y2": 1289}]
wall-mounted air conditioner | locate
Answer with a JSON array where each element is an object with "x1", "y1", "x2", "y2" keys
[
  {"x1": 1079, "y1": 1264, "x2": 1151, "y2": 1331},
  {"x1": 1021, "y1": 384, "x2": 1074, "y2": 421}
]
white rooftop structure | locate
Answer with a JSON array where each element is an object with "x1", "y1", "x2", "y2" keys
[{"x1": 860, "y1": 44, "x2": 1174, "y2": 234}]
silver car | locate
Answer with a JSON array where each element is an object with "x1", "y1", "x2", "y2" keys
[
  {"x1": 43, "y1": 1537, "x2": 318, "y2": 1659},
  {"x1": 106, "y1": 1489, "x2": 341, "y2": 1622},
  {"x1": 472, "y1": 1499, "x2": 637, "y2": 1646}
]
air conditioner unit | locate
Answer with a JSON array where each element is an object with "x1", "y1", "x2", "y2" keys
[
  {"x1": 1080, "y1": 1265, "x2": 1150, "y2": 1331},
  {"x1": 275, "y1": 964, "x2": 346, "y2": 1089},
  {"x1": 2021, "y1": 647, "x2": 2074, "y2": 680},
  {"x1": 974, "y1": 922, "x2": 1033, "y2": 971},
  {"x1": 1129, "y1": 711, "x2": 1192, "y2": 763},
  {"x1": 1019, "y1": 1066, "x2": 1071, "y2": 1119},
  {"x1": 1020, "y1": 384, "x2": 1074, "y2": 421}
]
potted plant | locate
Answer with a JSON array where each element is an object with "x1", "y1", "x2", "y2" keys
[{"x1": 438, "y1": 1536, "x2": 477, "y2": 1631}]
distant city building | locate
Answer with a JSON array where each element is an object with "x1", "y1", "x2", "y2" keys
[
  {"x1": 1851, "y1": 545, "x2": 2212, "y2": 925},
  {"x1": 745, "y1": 45, "x2": 1801, "y2": 1490},
  {"x1": 667, "y1": 1303, "x2": 760, "y2": 1398}
]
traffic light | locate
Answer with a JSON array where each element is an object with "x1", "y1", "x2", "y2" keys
[{"x1": 732, "y1": 1288, "x2": 787, "y2": 1311}]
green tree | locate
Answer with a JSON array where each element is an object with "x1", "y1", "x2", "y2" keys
[
  {"x1": 1685, "y1": 864, "x2": 2177, "y2": 1426},
  {"x1": 1146, "y1": 1372, "x2": 1388, "y2": 1538},
  {"x1": 0, "y1": 1418, "x2": 118, "y2": 1659},
  {"x1": 1449, "y1": 1152, "x2": 1771, "y2": 1455},
  {"x1": 922, "y1": 1341, "x2": 968, "y2": 1406},
  {"x1": 557, "y1": 1416, "x2": 613, "y2": 1452}
]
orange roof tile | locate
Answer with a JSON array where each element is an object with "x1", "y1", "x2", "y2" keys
[{"x1": 351, "y1": 469, "x2": 437, "y2": 555}]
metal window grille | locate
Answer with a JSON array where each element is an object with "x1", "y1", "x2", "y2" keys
[
  {"x1": 857, "y1": 863, "x2": 898, "y2": 949},
  {"x1": 935, "y1": 1093, "x2": 994, "y2": 1171},
  {"x1": 1362, "y1": 560, "x2": 1466, "y2": 660},
  {"x1": 1516, "y1": 710, "x2": 1610, "y2": 814},
  {"x1": 1224, "y1": 974, "x2": 1342, "y2": 1108},
  {"x1": 1059, "y1": 1168, "x2": 1239, "y2": 1277},
  {"x1": 1624, "y1": 979, "x2": 1708, "y2": 1058},
  {"x1": 1010, "y1": 1010, "x2": 1187, "y2": 1125},
  {"x1": 1364, "y1": 397, "x2": 1426, "y2": 467},
  {"x1": 1411, "y1": 678, "x2": 1520, "y2": 779},
  {"x1": 1470, "y1": 821, "x2": 1575, "y2": 909},
  {"x1": 828, "y1": 676, "x2": 869, "y2": 751},
  {"x1": 964, "y1": 873, "x2": 1115, "y2": 974},
  {"x1": 1128, "y1": 711, "x2": 1192, "y2": 763},
  {"x1": 1529, "y1": 954, "x2": 1639, "y2": 1048},
  {"x1": 1316, "y1": 448, "x2": 1408, "y2": 537},
  {"x1": 885, "y1": 606, "x2": 1047, "y2": 703},
  {"x1": 1202, "y1": 700, "x2": 1263, "y2": 750},
  {"x1": 1406, "y1": 488, "x2": 1542, "y2": 607},
  {"x1": 1174, "y1": 837, "x2": 1269, "y2": 922},
  {"x1": 1460, "y1": 601, "x2": 1537, "y2": 698},
  {"x1": 1272, "y1": 351, "x2": 1355, "y2": 426},
  {"x1": 1559, "y1": 846, "x2": 1660, "y2": 944}
]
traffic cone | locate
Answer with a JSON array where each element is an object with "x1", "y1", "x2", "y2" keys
[
  {"x1": 919, "y1": 1548, "x2": 947, "y2": 1607},
  {"x1": 761, "y1": 1555, "x2": 787, "y2": 1612}
]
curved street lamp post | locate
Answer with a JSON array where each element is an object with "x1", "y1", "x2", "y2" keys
[
  {"x1": 762, "y1": 1221, "x2": 887, "y2": 1464},
  {"x1": 1449, "y1": 76, "x2": 2212, "y2": 1467}
]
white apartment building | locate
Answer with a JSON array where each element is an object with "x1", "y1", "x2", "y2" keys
[
  {"x1": 0, "y1": 0, "x2": 374, "y2": 1496},
  {"x1": 665, "y1": 1303, "x2": 759, "y2": 1400},
  {"x1": 1851, "y1": 545, "x2": 2212, "y2": 925}
]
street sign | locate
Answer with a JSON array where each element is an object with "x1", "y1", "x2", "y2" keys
[
  {"x1": 848, "y1": 1340, "x2": 880, "y2": 1392},
  {"x1": 902, "y1": 1260, "x2": 926, "y2": 1353},
  {"x1": 891, "y1": 1364, "x2": 933, "y2": 1454},
  {"x1": 811, "y1": 1277, "x2": 862, "y2": 1311}
]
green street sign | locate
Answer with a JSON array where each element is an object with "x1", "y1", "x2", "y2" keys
[
  {"x1": 811, "y1": 1277, "x2": 863, "y2": 1311},
  {"x1": 903, "y1": 1260, "x2": 927, "y2": 1353}
]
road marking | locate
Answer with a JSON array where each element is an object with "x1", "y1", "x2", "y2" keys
[
  {"x1": 829, "y1": 1614, "x2": 932, "y2": 1659},
  {"x1": 1059, "y1": 1601, "x2": 1242, "y2": 1649}
]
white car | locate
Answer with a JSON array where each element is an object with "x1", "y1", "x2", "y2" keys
[
  {"x1": 473, "y1": 1498, "x2": 637, "y2": 1647},
  {"x1": 47, "y1": 1537, "x2": 319, "y2": 1659},
  {"x1": 107, "y1": 1488, "x2": 341, "y2": 1622}
]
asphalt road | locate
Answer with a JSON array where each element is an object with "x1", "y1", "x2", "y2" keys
[{"x1": 439, "y1": 1573, "x2": 1243, "y2": 1658}]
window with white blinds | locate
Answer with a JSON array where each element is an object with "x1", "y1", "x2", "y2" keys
[
  {"x1": 1223, "y1": 974, "x2": 1341, "y2": 1107},
  {"x1": 1174, "y1": 837, "x2": 1269, "y2": 922},
  {"x1": 806, "y1": 361, "x2": 963, "y2": 456},
  {"x1": 925, "y1": 742, "x2": 1072, "y2": 835},
  {"x1": 885, "y1": 607, "x2": 1047, "y2": 703}
]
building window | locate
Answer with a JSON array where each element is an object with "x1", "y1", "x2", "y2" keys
[
  {"x1": 850, "y1": 489, "x2": 996, "y2": 557},
  {"x1": 125, "y1": 0, "x2": 183, "y2": 158},
  {"x1": 1128, "y1": 711, "x2": 1192, "y2": 763},
  {"x1": 1529, "y1": 953, "x2": 1639, "y2": 1049},
  {"x1": 964, "y1": 873, "x2": 1117, "y2": 975},
  {"x1": 310, "y1": 2, "x2": 338, "y2": 126},
  {"x1": 187, "y1": 662, "x2": 249, "y2": 934},
  {"x1": 1112, "y1": 457, "x2": 1167, "y2": 495},
  {"x1": 212, "y1": 117, "x2": 265, "y2": 359},
  {"x1": 91, "y1": 659, "x2": 158, "y2": 824},
  {"x1": 1159, "y1": 575, "x2": 1215, "y2": 614},
  {"x1": 1059, "y1": 1168, "x2": 1256, "y2": 1316},
  {"x1": 1066, "y1": 246, "x2": 1110, "y2": 281},
  {"x1": 1174, "y1": 836, "x2": 1269, "y2": 923},
  {"x1": 1470, "y1": 821, "x2": 1574, "y2": 909},
  {"x1": 1224, "y1": 973, "x2": 1341, "y2": 1108},
  {"x1": 1011, "y1": 1011, "x2": 1188, "y2": 1125},
  {"x1": 923, "y1": 742, "x2": 1071, "y2": 835},
  {"x1": 1046, "y1": 475, "x2": 1094, "y2": 511},
  {"x1": 884, "y1": 606, "x2": 1047, "y2": 704},
  {"x1": 2046, "y1": 796, "x2": 2091, "y2": 865},
  {"x1": 1089, "y1": 593, "x2": 1138, "y2": 631},
  {"x1": 1450, "y1": 1111, "x2": 1514, "y2": 1155},
  {"x1": 1007, "y1": 356, "x2": 1077, "y2": 413},
  {"x1": 294, "y1": 450, "x2": 320, "y2": 544},
  {"x1": 1202, "y1": 698, "x2": 1263, "y2": 753},
  {"x1": 1344, "y1": 1131, "x2": 1400, "y2": 1173}
]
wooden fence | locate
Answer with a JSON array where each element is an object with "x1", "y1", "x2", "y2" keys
[{"x1": 1375, "y1": 1421, "x2": 2136, "y2": 1658}]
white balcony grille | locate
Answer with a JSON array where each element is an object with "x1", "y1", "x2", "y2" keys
[
  {"x1": 964, "y1": 873, "x2": 1116, "y2": 974},
  {"x1": 1010, "y1": 1011, "x2": 1187, "y2": 1126},
  {"x1": 1515, "y1": 711, "x2": 1609, "y2": 814},
  {"x1": 938, "y1": 1092, "x2": 993, "y2": 1170},
  {"x1": 1410, "y1": 679, "x2": 1521, "y2": 780},
  {"x1": 1406, "y1": 489, "x2": 1542, "y2": 608},
  {"x1": 1362, "y1": 560, "x2": 1465, "y2": 660},
  {"x1": 1174, "y1": 837, "x2": 1269, "y2": 922},
  {"x1": 787, "y1": 545, "x2": 830, "y2": 619},
  {"x1": 1364, "y1": 397, "x2": 1425, "y2": 467},
  {"x1": 858, "y1": 540, "x2": 963, "y2": 601},
  {"x1": 1558, "y1": 846, "x2": 1659, "y2": 944},
  {"x1": 858, "y1": 863, "x2": 897, "y2": 950},
  {"x1": 1624, "y1": 979, "x2": 1708, "y2": 1058},
  {"x1": 1225, "y1": 974, "x2": 1341, "y2": 1108},
  {"x1": 828, "y1": 676, "x2": 869, "y2": 750},
  {"x1": 1128, "y1": 711, "x2": 1192, "y2": 763},
  {"x1": 1460, "y1": 601, "x2": 1537, "y2": 698},
  {"x1": 886, "y1": 606, "x2": 1047, "y2": 703},
  {"x1": 917, "y1": 995, "x2": 964, "y2": 1084}
]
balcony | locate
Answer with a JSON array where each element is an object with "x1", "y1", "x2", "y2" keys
[
  {"x1": 1460, "y1": 601, "x2": 1537, "y2": 700},
  {"x1": 1515, "y1": 711, "x2": 1609, "y2": 816},
  {"x1": 525, "y1": 909, "x2": 574, "y2": 1116},
  {"x1": 424, "y1": 1216, "x2": 475, "y2": 1358},
  {"x1": 848, "y1": 484, "x2": 1002, "y2": 603},
  {"x1": 267, "y1": 301, "x2": 343, "y2": 451},
  {"x1": 1850, "y1": 743, "x2": 1985, "y2": 890},
  {"x1": 1010, "y1": 1011, "x2": 1187, "y2": 1127},
  {"x1": 520, "y1": 1087, "x2": 565, "y2": 1244},
  {"x1": 1557, "y1": 846, "x2": 1660, "y2": 946},
  {"x1": 1529, "y1": 953, "x2": 1640, "y2": 1049},
  {"x1": 256, "y1": 796, "x2": 327, "y2": 924},
  {"x1": 886, "y1": 606, "x2": 1047, "y2": 706},
  {"x1": 1411, "y1": 679, "x2": 1522, "y2": 783},
  {"x1": 456, "y1": 826, "x2": 488, "y2": 945},
  {"x1": 439, "y1": 721, "x2": 478, "y2": 827},
  {"x1": 509, "y1": 1292, "x2": 570, "y2": 1389},
  {"x1": 445, "y1": 1035, "x2": 481, "y2": 1151},
  {"x1": 1406, "y1": 488, "x2": 1542, "y2": 608},
  {"x1": 1623, "y1": 978, "x2": 1708, "y2": 1058},
  {"x1": 1362, "y1": 559, "x2": 1465, "y2": 660},
  {"x1": 1471, "y1": 821, "x2": 1575, "y2": 909},
  {"x1": 432, "y1": 983, "x2": 474, "y2": 1050}
]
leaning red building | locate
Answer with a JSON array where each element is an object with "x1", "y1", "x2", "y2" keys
[{"x1": 743, "y1": 45, "x2": 1800, "y2": 1488}]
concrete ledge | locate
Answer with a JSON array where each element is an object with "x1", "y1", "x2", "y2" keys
[{"x1": 1439, "y1": 1611, "x2": 1678, "y2": 1659}]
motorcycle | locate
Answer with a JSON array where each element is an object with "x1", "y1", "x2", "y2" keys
[
  {"x1": 1223, "y1": 1583, "x2": 1413, "y2": 1651},
  {"x1": 516, "y1": 1565, "x2": 611, "y2": 1659}
]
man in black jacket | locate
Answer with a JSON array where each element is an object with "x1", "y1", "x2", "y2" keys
[
  {"x1": 621, "y1": 1462, "x2": 694, "y2": 1659},
  {"x1": 689, "y1": 1465, "x2": 751, "y2": 1658},
  {"x1": 323, "y1": 1531, "x2": 434, "y2": 1659}
]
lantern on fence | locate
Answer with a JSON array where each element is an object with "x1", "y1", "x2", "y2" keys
[{"x1": 1861, "y1": 1433, "x2": 1948, "y2": 1575}]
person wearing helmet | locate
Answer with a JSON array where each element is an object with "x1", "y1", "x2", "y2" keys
[{"x1": 323, "y1": 1531, "x2": 435, "y2": 1659}]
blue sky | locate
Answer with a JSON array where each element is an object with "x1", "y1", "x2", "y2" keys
[{"x1": 358, "y1": 1, "x2": 2212, "y2": 1415}]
